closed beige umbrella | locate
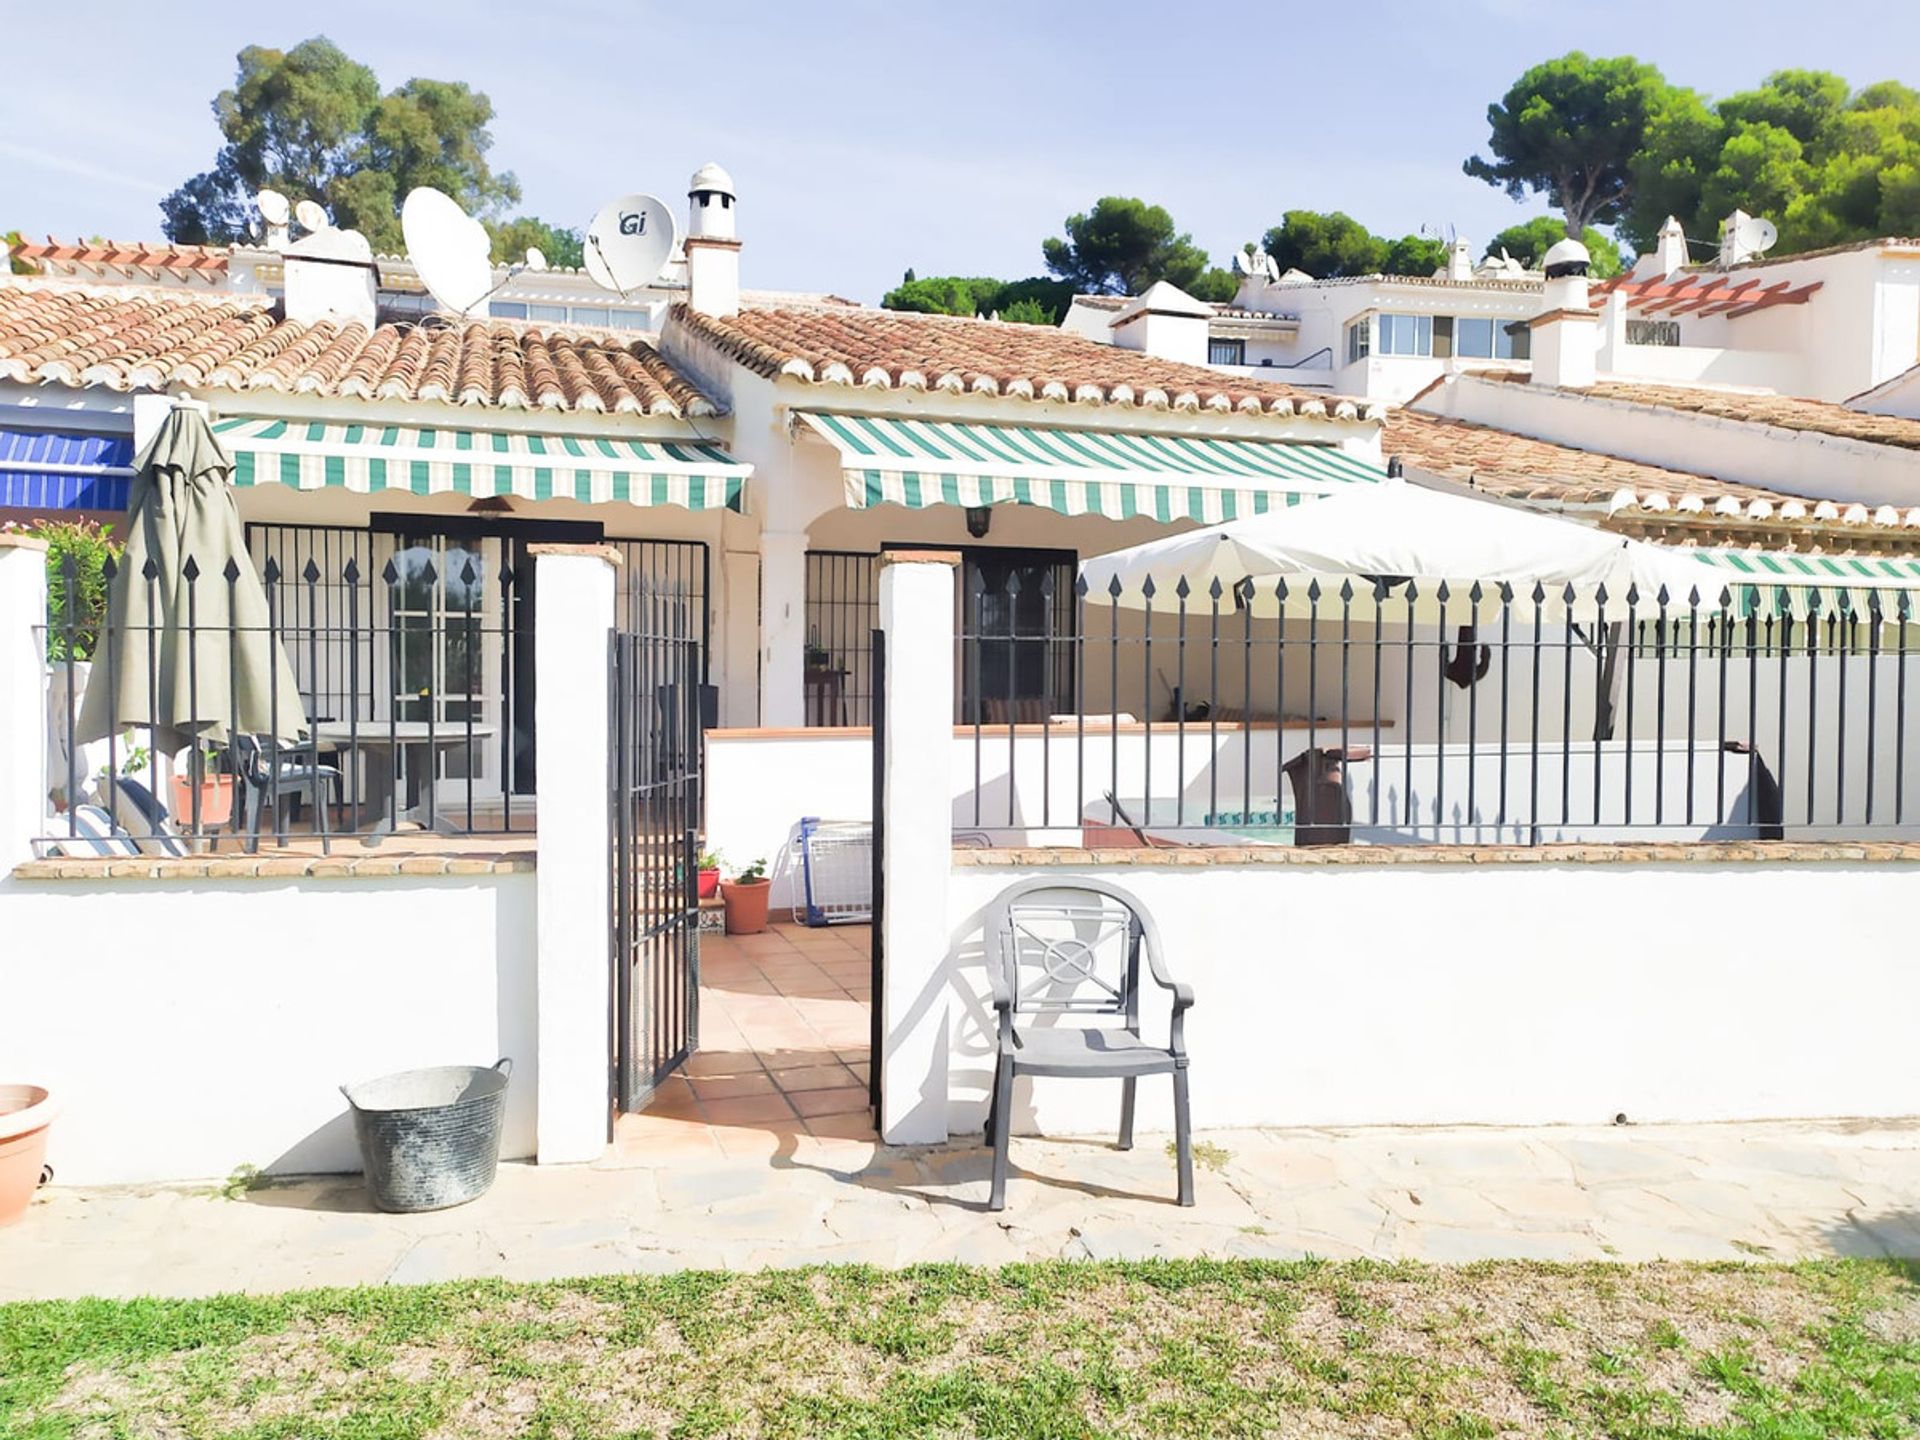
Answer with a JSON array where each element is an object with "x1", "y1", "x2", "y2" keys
[{"x1": 77, "y1": 405, "x2": 306, "y2": 752}]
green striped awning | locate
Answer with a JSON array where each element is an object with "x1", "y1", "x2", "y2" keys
[
  {"x1": 1687, "y1": 547, "x2": 1920, "y2": 616},
  {"x1": 795, "y1": 412, "x2": 1383, "y2": 522},
  {"x1": 211, "y1": 418, "x2": 750, "y2": 511}
]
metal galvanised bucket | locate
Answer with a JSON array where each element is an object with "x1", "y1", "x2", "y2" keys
[{"x1": 340, "y1": 1059, "x2": 511, "y2": 1213}]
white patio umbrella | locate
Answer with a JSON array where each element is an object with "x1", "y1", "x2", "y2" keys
[{"x1": 1078, "y1": 481, "x2": 1716, "y2": 620}]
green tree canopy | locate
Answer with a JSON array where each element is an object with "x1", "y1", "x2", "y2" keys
[
  {"x1": 1483, "y1": 216, "x2": 1624, "y2": 277},
  {"x1": 1042, "y1": 197, "x2": 1219, "y2": 295},
  {"x1": 881, "y1": 275, "x2": 1074, "y2": 323},
  {"x1": 485, "y1": 216, "x2": 583, "y2": 270},
  {"x1": 1257, "y1": 213, "x2": 1446, "y2": 279},
  {"x1": 161, "y1": 36, "x2": 524, "y2": 254},
  {"x1": 1622, "y1": 70, "x2": 1920, "y2": 252},
  {"x1": 1380, "y1": 234, "x2": 1449, "y2": 277},
  {"x1": 1261, "y1": 211, "x2": 1383, "y2": 277},
  {"x1": 1465, "y1": 52, "x2": 1682, "y2": 235}
]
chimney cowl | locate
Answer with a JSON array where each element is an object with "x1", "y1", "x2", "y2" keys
[{"x1": 1541, "y1": 235, "x2": 1591, "y2": 280}]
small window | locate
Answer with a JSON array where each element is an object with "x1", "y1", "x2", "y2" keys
[
  {"x1": 1208, "y1": 338, "x2": 1247, "y2": 366},
  {"x1": 488, "y1": 301, "x2": 529, "y2": 320},
  {"x1": 607, "y1": 309, "x2": 649, "y2": 330},
  {"x1": 527, "y1": 303, "x2": 567, "y2": 323},
  {"x1": 1377, "y1": 313, "x2": 1434, "y2": 357},
  {"x1": 1432, "y1": 315, "x2": 1453, "y2": 359},
  {"x1": 569, "y1": 306, "x2": 610, "y2": 327},
  {"x1": 1456, "y1": 317, "x2": 1494, "y2": 358},
  {"x1": 1498, "y1": 322, "x2": 1530, "y2": 360},
  {"x1": 1346, "y1": 317, "x2": 1371, "y2": 364}
]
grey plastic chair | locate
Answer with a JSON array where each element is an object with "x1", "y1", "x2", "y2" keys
[
  {"x1": 234, "y1": 734, "x2": 340, "y2": 853},
  {"x1": 984, "y1": 877, "x2": 1195, "y2": 1210}
]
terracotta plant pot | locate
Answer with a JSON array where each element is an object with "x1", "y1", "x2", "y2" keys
[
  {"x1": 0, "y1": 1085, "x2": 56, "y2": 1228},
  {"x1": 720, "y1": 877, "x2": 772, "y2": 935},
  {"x1": 697, "y1": 867, "x2": 721, "y2": 900},
  {"x1": 171, "y1": 774, "x2": 236, "y2": 828}
]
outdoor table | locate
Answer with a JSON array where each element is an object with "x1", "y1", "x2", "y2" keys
[{"x1": 313, "y1": 721, "x2": 498, "y2": 845}]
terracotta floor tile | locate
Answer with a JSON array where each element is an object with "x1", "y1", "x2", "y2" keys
[
  {"x1": 771, "y1": 1063, "x2": 858, "y2": 1093},
  {"x1": 683, "y1": 1049, "x2": 758, "y2": 1079},
  {"x1": 702, "y1": 1093, "x2": 802, "y2": 1126},
  {"x1": 787, "y1": 1085, "x2": 871, "y2": 1119},
  {"x1": 690, "y1": 1072, "x2": 778, "y2": 1101},
  {"x1": 758, "y1": 1047, "x2": 844, "y2": 1071}
]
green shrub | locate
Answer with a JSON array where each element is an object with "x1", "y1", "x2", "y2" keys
[{"x1": 27, "y1": 518, "x2": 123, "y2": 663}]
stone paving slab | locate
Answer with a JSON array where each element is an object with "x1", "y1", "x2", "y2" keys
[{"x1": 4, "y1": 1119, "x2": 1920, "y2": 1301}]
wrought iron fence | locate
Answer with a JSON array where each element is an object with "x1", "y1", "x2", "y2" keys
[
  {"x1": 38, "y1": 544, "x2": 532, "y2": 853},
  {"x1": 804, "y1": 550, "x2": 879, "y2": 726},
  {"x1": 954, "y1": 572, "x2": 1920, "y2": 846}
]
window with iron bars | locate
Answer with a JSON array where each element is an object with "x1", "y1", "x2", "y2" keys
[{"x1": 805, "y1": 547, "x2": 1078, "y2": 726}]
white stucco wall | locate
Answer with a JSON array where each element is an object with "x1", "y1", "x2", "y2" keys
[
  {"x1": 933, "y1": 857, "x2": 1920, "y2": 1139},
  {"x1": 0, "y1": 871, "x2": 538, "y2": 1185}
]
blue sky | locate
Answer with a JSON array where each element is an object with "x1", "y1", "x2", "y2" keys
[{"x1": 3, "y1": 0, "x2": 1916, "y2": 301}]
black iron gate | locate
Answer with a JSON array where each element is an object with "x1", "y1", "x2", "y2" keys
[{"x1": 610, "y1": 579, "x2": 705, "y2": 1113}]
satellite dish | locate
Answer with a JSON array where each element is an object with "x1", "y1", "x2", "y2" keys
[
  {"x1": 1743, "y1": 216, "x2": 1779, "y2": 256},
  {"x1": 583, "y1": 193, "x2": 677, "y2": 294},
  {"x1": 524, "y1": 246, "x2": 548, "y2": 272},
  {"x1": 402, "y1": 186, "x2": 495, "y2": 317},
  {"x1": 256, "y1": 190, "x2": 290, "y2": 226},
  {"x1": 294, "y1": 199, "x2": 330, "y2": 234}
]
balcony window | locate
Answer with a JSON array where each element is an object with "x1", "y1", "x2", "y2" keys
[
  {"x1": 1208, "y1": 338, "x2": 1247, "y2": 366},
  {"x1": 1377, "y1": 313, "x2": 1434, "y2": 357}
]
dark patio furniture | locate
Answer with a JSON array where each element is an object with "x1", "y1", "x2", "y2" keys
[
  {"x1": 233, "y1": 734, "x2": 341, "y2": 852},
  {"x1": 984, "y1": 877, "x2": 1195, "y2": 1211}
]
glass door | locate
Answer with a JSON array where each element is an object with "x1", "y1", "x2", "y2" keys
[{"x1": 384, "y1": 530, "x2": 502, "y2": 801}]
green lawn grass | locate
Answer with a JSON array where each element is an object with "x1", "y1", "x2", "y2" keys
[{"x1": 3, "y1": 1259, "x2": 1918, "y2": 1438}]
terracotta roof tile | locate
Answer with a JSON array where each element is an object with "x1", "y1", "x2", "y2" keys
[
  {"x1": 1483, "y1": 373, "x2": 1920, "y2": 452},
  {"x1": 1385, "y1": 410, "x2": 1920, "y2": 541},
  {"x1": 670, "y1": 303, "x2": 1381, "y2": 421},
  {"x1": 0, "y1": 281, "x2": 720, "y2": 419},
  {"x1": 9, "y1": 237, "x2": 230, "y2": 281}
]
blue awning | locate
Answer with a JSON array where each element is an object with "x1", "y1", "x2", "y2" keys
[{"x1": 0, "y1": 427, "x2": 136, "y2": 511}]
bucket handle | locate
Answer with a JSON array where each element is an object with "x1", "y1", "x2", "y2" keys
[{"x1": 337, "y1": 1059, "x2": 511, "y2": 1106}]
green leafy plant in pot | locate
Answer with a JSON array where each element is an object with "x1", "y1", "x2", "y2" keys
[
  {"x1": 696, "y1": 849, "x2": 722, "y2": 900},
  {"x1": 720, "y1": 856, "x2": 771, "y2": 935}
]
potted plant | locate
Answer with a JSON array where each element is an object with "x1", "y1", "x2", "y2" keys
[
  {"x1": 696, "y1": 849, "x2": 722, "y2": 900},
  {"x1": 720, "y1": 857, "x2": 771, "y2": 935},
  {"x1": 171, "y1": 741, "x2": 235, "y2": 828}
]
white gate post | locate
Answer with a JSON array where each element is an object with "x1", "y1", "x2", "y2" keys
[
  {"x1": 531, "y1": 543, "x2": 619, "y2": 1163},
  {"x1": 878, "y1": 549, "x2": 960, "y2": 1144},
  {"x1": 0, "y1": 534, "x2": 49, "y2": 874}
]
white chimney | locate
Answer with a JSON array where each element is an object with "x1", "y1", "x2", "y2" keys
[
  {"x1": 1109, "y1": 280, "x2": 1213, "y2": 366},
  {"x1": 1445, "y1": 235, "x2": 1474, "y2": 281},
  {"x1": 1654, "y1": 215, "x2": 1689, "y2": 275},
  {"x1": 281, "y1": 222, "x2": 377, "y2": 331},
  {"x1": 1529, "y1": 234, "x2": 1597, "y2": 388},
  {"x1": 684, "y1": 161, "x2": 741, "y2": 319}
]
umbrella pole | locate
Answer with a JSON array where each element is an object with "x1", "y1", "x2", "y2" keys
[{"x1": 1594, "y1": 622, "x2": 1625, "y2": 742}]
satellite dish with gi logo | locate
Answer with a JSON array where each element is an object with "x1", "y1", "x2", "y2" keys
[{"x1": 583, "y1": 193, "x2": 677, "y2": 295}]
